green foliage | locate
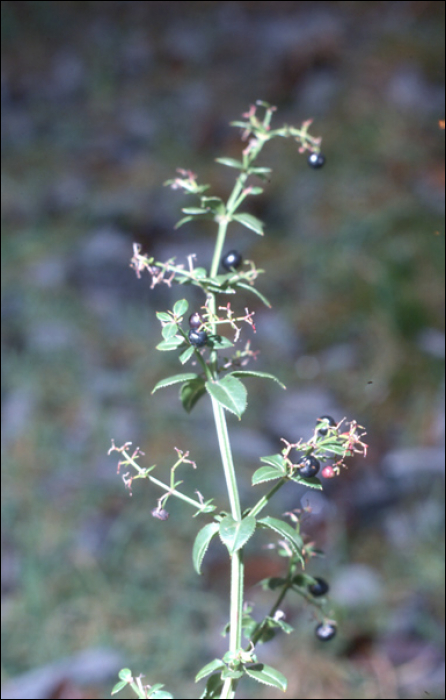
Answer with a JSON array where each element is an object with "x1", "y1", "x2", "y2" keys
[{"x1": 109, "y1": 102, "x2": 367, "y2": 699}]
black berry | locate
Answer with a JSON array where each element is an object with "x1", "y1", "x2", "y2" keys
[
  {"x1": 316, "y1": 415, "x2": 337, "y2": 436},
  {"x1": 299, "y1": 455, "x2": 320, "y2": 478},
  {"x1": 221, "y1": 250, "x2": 243, "y2": 271},
  {"x1": 188, "y1": 329, "x2": 208, "y2": 348},
  {"x1": 308, "y1": 577, "x2": 329, "y2": 597},
  {"x1": 315, "y1": 622, "x2": 337, "y2": 641},
  {"x1": 189, "y1": 312, "x2": 203, "y2": 330},
  {"x1": 308, "y1": 152, "x2": 326, "y2": 169}
]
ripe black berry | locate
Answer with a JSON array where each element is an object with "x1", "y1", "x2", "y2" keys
[
  {"x1": 316, "y1": 415, "x2": 337, "y2": 436},
  {"x1": 188, "y1": 329, "x2": 208, "y2": 348},
  {"x1": 221, "y1": 250, "x2": 243, "y2": 271},
  {"x1": 315, "y1": 622, "x2": 337, "y2": 641},
  {"x1": 299, "y1": 455, "x2": 320, "y2": 478},
  {"x1": 308, "y1": 577, "x2": 329, "y2": 597},
  {"x1": 189, "y1": 312, "x2": 203, "y2": 330},
  {"x1": 308, "y1": 152, "x2": 326, "y2": 169}
]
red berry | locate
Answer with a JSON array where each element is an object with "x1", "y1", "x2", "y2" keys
[{"x1": 321, "y1": 466, "x2": 335, "y2": 479}]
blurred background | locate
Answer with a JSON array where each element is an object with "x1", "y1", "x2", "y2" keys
[{"x1": 1, "y1": 2, "x2": 444, "y2": 699}]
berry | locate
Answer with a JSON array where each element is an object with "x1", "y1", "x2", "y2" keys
[
  {"x1": 316, "y1": 415, "x2": 337, "y2": 436},
  {"x1": 299, "y1": 455, "x2": 320, "y2": 478},
  {"x1": 188, "y1": 329, "x2": 208, "y2": 348},
  {"x1": 221, "y1": 250, "x2": 243, "y2": 271},
  {"x1": 308, "y1": 152, "x2": 326, "y2": 169},
  {"x1": 308, "y1": 577, "x2": 329, "y2": 597},
  {"x1": 189, "y1": 312, "x2": 203, "y2": 330},
  {"x1": 321, "y1": 466, "x2": 336, "y2": 479},
  {"x1": 315, "y1": 622, "x2": 337, "y2": 641}
]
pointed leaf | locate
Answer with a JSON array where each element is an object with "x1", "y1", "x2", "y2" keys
[
  {"x1": 209, "y1": 337, "x2": 234, "y2": 350},
  {"x1": 193, "y1": 522, "x2": 220, "y2": 574},
  {"x1": 179, "y1": 346, "x2": 195, "y2": 364},
  {"x1": 162, "y1": 323, "x2": 179, "y2": 339},
  {"x1": 248, "y1": 166, "x2": 272, "y2": 175},
  {"x1": 200, "y1": 674, "x2": 224, "y2": 699},
  {"x1": 205, "y1": 376, "x2": 247, "y2": 418},
  {"x1": 215, "y1": 157, "x2": 244, "y2": 169},
  {"x1": 291, "y1": 475, "x2": 323, "y2": 489},
  {"x1": 182, "y1": 207, "x2": 209, "y2": 215},
  {"x1": 230, "y1": 371, "x2": 286, "y2": 389},
  {"x1": 232, "y1": 212, "x2": 264, "y2": 235},
  {"x1": 219, "y1": 514, "x2": 256, "y2": 555},
  {"x1": 174, "y1": 215, "x2": 194, "y2": 229},
  {"x1": 258, "y1": 516, "x2": 303, "y2": 552},
  {"x1": 195, "y1": 659, "x2": 226, "y2": 682},
  {"x1": 173, "y1": 299, "x2": 189, "y2": 317},
  {"x1": 236, "y1": 281, "x2": 271, "y2": 307},
  {"x1": 111, "y1": 680, "x2": 128, "y2": 695},
  {"x1": 252, "y1": 466, "x2": 286, "y2": 486},
  {"x1": 152, "y1": 373, "x2": 198, "y2": 394},
  {"x1": 156, "y1": 336, "x2": 184, "y2": 351},
  {"x1": 181, "y1": 377, "x2": 206, "y2": 412},
  {"x1": 260, "y1": 454, "x2": 287, "y2": 472},
  {"x1": 156, "y1": 312, "x2": 172, "y2": 322},
  {"x1": 244, "y1": 663, "x2": 287, "y2": 691}
]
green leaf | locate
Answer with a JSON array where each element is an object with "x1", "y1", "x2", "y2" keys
[
  {"x1": 179, "y1": 346, "x2": 195, "y2": 364},
  {"x1": 260, "y1": 576, "x2": 287, "y2": 590},
  {"x1": 318, "y1": 442, "x2": 347, "y2": 456},
  {"x1": 182, "y1": 207, "x2": 209, "y2": 215},
  {"x1": 248, "y1": 166, "x2": 272, "y2": 175},
  {"x1": 201, "y1": 196, "x2": 225, "y2": 214},
  {"x1": 246, "y1": 186, "x2": 264, "y2": 195},
  {"x1": 260, "y1": 454, "x2": 287, "y2": 472},
  {"x1": 195, "y1": 659, "x2": 226, "y2": 682},
  {"x1": 161, "y1": 323, "x2": 179, "y2": 340},
  {"x1": 156, "y1": 336, "x2": 184, "y2": 351},
  {"x1": 173, "y1": 299, "x2": 189, "y2": 317},
  {"x1": 236, "y1": 281, "x2": 271, "y2": 307},
  {"x1": 205, "y1": 376, "x2": 247, "y2": 418},
  {"x1": 152, "y1": 373, "x2": 198, "y2": 394},
  {"x1": 232, "y1": 212, "x2": 264, "y2": 235},
  {"x1": 291, "y1": 475, "x2": 323, "y2": 490},
  {"x1": 117, "y1": 668, "x2": 133, "y2": 681},
  {"x1": 174, "y1": 215, "x2": 194, "y2": 229},
  {"x1": 219, "y1": 514, "x2": 256, "y2": 555},
  {"x1": 180, "y1": 377, "x2": 206, "y2": 412},
  {"x1": 156, "y1": 312, "x2": 172, "y2": 323},
  {"x1": 111, "y1": 680, "x2": 128, "y2": 695},
  {"x1": 150, "y1": 691, "x2": 174, "y2": 699},
  {"x1": 252, "y1": 466, "x2": 286, "y2": 485},
  {"x1": 244, "y1": 663, "x2": 287, "y2": 691},
  {"x1": 230, "y1": 120, "x2": 250, "y2": 128},
  {"x1": 230, "y1": 370, "x2": 286, "y2": 389},
  {"x1": 215, "y1": 157, "x2": 244, "y2": 169},
  {"x1": 200, "y1": 673, "x2": 224, "y2": 699},
  {"x1": 210, "y1": 337, "x2": 234, "y2": 350},
  {"x1": 258, "y1": 516, "x2": 303, "y2": 552},
  {"x1": 193, "y1": 522, "x2": 220, "y2": 574}
]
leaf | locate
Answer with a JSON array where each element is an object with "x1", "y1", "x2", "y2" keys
[
  {"x1": 215, "y1": 157, "x2": 244, "y2": 169},
  {"x1": 180, "y1": 377, "x2": 206, "y2": 412},
  {"x1": 219, "y1": 514, "x2": 256, "y2": 555},
  {"x1": 150, "y1": 692, "x2": 174, "y2": 699},
  {"x1": 205, "y1": 376, "x2": 247, "y2": 418},
  {"x1": 252, "y1": 466, "x2": 286, "y2": 486},
  {"x1": 152, "y1": 373, "x2": 198, "y2": 394},
  {"x1": 156, "y1": 336, "x2": 184, "y2": 351},
  {"x1": 248, "y1": 166, "x2": 272, "y2": 175},
  {"x1": 195, "y1": 659, "x2": 226, "y2": 682},
  {"x1": 200, "y1": 673, "x2": 224, "y2": 699},
  {"x1": 291, "y1": 475, "x2": 323, "y2": 490},
  {"x1": 230, "y1": 370, "x2": 286, "y2": 389},
  {"x1": 260, "y1": 454, "x2": 287, "y2": 472},
  {"x1": 182, "y1": 207, "x2": 209, "y2": 215},
  {"x1": 232, "y1": 212, "x2": 264, "y2": 235},
  {"x1": 193, "y1": 522, "x2": 220, "y2": 574},
  {"x1": 244, "y1": 664, "x2": 287, "y2": 691},
  {"x1": 246, "y1": 186, "x2": 264, "y2": 195},
  {"x1": 156, "y1": 312, "x2": 172, "y2": 322},
  {"x1": 236, "y1": 281, "x2": 271, "y2": 307},
  {"x1": 258, "y1": 516, "x2": 303, "y2": 552},
  {"x1": 111, "y1": 680, "x2": 128, "y2": 695},
  {"x1": 173, "y1": 299, "x2": 189, "y2": 317},
  {"x1": 210, "y1": 337, "x2": 234, "y2": 350},
  {"x1": 174, "y1": 215, "x2": 194, "y2": 229},
  {"x1": 201, "y1": 196, "x2": 225, "y2": 214},
  {"x1": 318, "y1": 442, "x2": 347, "y2": 456},
  {"x1": 161, "y1": 323, "x2": 179, "y2": 340},
  {"x1": 179, "y1": 346, "x2": 195, "y2": 364}
]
